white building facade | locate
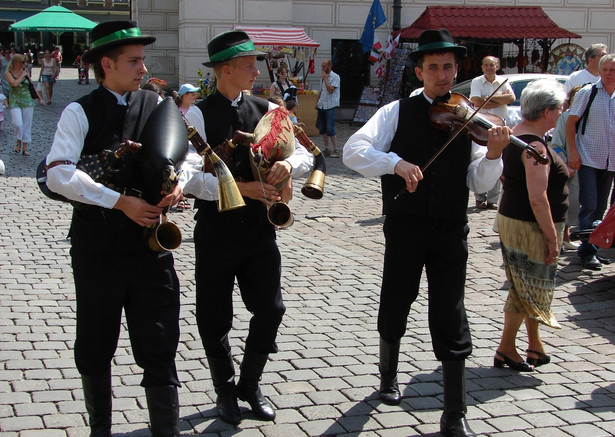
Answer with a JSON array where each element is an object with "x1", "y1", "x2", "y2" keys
[{"x1": 132, "y1": 0, "x2": 615, "y2": 91}]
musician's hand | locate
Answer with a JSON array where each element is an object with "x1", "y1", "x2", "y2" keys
[
  {"x1": 114, "y1": 194, "x2": 163, "y2": 227},
  {"x1": 237, "y1": 181, "x2": 281, "y2": 206},
  {"x1": 267, "y1": 160, "x2": 292, "y2": 186},
  {"x1": 394, "y1": 160, "x2": 423, "y2": 193},
  {"x1": 486, "y1": 126, "x2": 511, "y2": 159},
  {"x1": 157, "y1": 184, "x2": 183, "y2": 208}
]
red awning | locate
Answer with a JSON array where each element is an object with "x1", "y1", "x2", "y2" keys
[
  {"x1": 232, "y1": 26, "x2": 320, "y2": 48},
  {"x1": 395, "y1": 6, "x2": 581, "y2": 41}
]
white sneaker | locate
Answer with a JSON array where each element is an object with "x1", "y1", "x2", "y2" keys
[
  {"x1": 330, "y1": 150, "x2": 341, "y2": 158},
  {"x1": 563, "y1": 240, "x2": 580, "y2": 250}
]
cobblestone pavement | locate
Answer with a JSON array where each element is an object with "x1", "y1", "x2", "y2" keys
[{"x1": 1, "y1": 69, "x2": 615, "y2": 437}]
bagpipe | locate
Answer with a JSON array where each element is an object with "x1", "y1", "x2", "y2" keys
[
  {"x1": 37, "y1": 97, "x2": 189, "y2": 252},
  {"x1": 231, "y1": 105, "x2": 326, "y2": 228}
]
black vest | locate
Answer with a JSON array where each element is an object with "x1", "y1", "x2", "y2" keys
[
  {"x1": 381, "y1": 96, "x2": 472, "y2": 222},
  {"x1": 194, "y1": 92, "x2": 270, "y2": 216},
  {"x1": 70, "y1": 86, "x2": 160, "y2": 253},
  {"x1": 76, "y1": 85, "x2": 159, "y2": 191}
]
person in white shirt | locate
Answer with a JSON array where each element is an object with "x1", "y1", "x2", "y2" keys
[
  {"x1": 469, "y1": 56, "x2": 515, "y2": 210},
  {"x1": 565, "y1": 43, "x2": 607, "y2": 92},
  {"x1": 316, "y1": 59, "x2": 341, "y2": 157}
]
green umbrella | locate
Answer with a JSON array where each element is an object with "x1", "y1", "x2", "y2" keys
[{"x1": 9, "y1": 5, "x2": 96, "y2": 42}]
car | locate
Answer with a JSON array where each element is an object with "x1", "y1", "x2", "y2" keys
[{"x1": 450, "y1": 73, "x2": 569, "y2": 127}]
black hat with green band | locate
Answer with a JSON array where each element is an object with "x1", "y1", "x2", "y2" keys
[
  {"x1": 203, "y1": 30, "x2": 265, "y2": 67},
  {"x1": 82, "y1": 20, "x2": 156, "y2": 64},
  {"x1": 409, "y1": 28, "x2": 466, "y2": 62}
]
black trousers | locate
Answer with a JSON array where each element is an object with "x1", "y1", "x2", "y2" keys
[
  {"x1": 194, "y1": 210, "x2": 285, "y2": 358},
  {"x1": 72, "y1": 247, "x2": 181, "y2": 388},
  {"x1": 378, "y1": 215, "x2": 472, "y2": 361}
]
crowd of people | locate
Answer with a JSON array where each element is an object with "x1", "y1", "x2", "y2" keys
[{"x1": 25, "y1": 17, "x2": 613, "y2": 437}]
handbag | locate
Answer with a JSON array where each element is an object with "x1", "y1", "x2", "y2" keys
[{"x1": 25, "y1": 77, "x2": 38, "y2": 100}]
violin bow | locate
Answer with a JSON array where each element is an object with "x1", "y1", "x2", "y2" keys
[{"x1": 394, "y1": 78, "x2": 509, "y2": 200}]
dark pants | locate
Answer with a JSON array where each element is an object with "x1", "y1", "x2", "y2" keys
[
  {"x1": 72, "y1": 247, "x2": 180, "y2": 388},
  {"x1": 194, "y1": 211, "x2": 285, "y2": 358},
  {"x1": 577, "y1": 165, "x2": 614, "y2": 258},
  {"x1": 378, "y1": 215, "x2": 472, "y2": 361}
]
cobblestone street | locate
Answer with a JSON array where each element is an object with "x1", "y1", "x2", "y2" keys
[{"x1": 1, "y1": 68, "x2": 614, "y2": 436}]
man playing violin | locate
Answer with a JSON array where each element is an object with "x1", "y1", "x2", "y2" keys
[{"x1": 343, "y1": 28, "x2": 511, "y2": 437}]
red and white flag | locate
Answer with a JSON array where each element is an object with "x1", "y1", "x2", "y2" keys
[{"x1": 369, "y1": 40, "x2": 383, "y2": 63}]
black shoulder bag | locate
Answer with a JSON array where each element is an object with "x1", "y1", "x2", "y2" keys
[{"x1": 575, "y1": 84, "x2": 598, "y2": 135}]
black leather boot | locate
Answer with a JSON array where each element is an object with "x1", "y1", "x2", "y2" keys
[
  {"x1": 81, "y1": 370, "x2": 112, "y2": 437},
  {"x1": 207, "y1": 353, "x2": 242, "y2": 425},
  {"x1": 440, "y1": 360, "x2": 477, "y2": 437},
  {"x1": 379, "y1": 337, "x2": 401, "y2": 405},
  {"x1": 145, "y1": 385, "x2": 180, "y2": 437},
  {"x1": 236, "y1": 350, "x2": 275, "y2": 421}
]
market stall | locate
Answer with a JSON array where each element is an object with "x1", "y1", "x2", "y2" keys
[{"x1": 232, "y1": 25, "x2": 321, "y2": 135}]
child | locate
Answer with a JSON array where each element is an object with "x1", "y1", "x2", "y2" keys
[
  {"x1": 0, "y1": 91, "x2": 6, "y2": 131},
  {"x1": 285, "y1": 98, "x2": 306, "y2": 129}
]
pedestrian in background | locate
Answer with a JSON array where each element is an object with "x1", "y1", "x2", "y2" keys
[
  {"x1": 5, "y1": 53, "x2": 44, "y2": 156},
  {"x1": 316, "y1": 59, "x2": 340, "y2": 157},
  {"x1": 566, "y1": 53, "x2": 615, "y2": 270},
  {"x1": 566, "y1": 43, "x2": 607, "y2": 92},
  {"x1": 344, "y1": 29, "x2": 510, "y2": 437},
  {"x1": 494, "y1": 79, "x2": 568, "y2": 373},
  {"x1": 470, "y1": 55, "x2": 515, "y2": 210},
  {"x1": 550, "y1": 85, "x2": 583, "y2": 250},
  {"x1": 38, "y1": 49, "x2": 58, "y2": 104}
]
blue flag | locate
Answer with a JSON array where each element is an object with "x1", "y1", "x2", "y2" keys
[{"x1": 359, "y1": 0, "x2": 387, "y2": 53}]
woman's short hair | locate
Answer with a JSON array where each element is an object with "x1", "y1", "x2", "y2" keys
[{"x1": 520, "y1": 79, "x2": 567, "y2": 121}]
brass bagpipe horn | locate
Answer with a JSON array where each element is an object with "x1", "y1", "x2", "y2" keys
[
  {"x1": 181, "y1": 116, "x2": 246, "y2": 212},
  {"x1": 137, "y1": 97, "x2": 189, "y2": 252},
  {"x1": 232, "y1": 106, "x2": 326, "y2": 228}
]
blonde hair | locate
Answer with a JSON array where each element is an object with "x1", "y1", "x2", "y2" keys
[{"x1": 7, "y1": 54, "x2": 26, "y2": 71}]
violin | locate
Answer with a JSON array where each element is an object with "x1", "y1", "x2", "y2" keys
[{"x1": 430, "y1": 93, "x2": 549, "y2": 165}]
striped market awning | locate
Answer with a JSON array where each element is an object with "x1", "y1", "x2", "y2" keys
[{"x1": 232, "y1": 26, "x2": 320, "y2": 48}]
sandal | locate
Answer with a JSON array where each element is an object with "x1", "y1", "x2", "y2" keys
[
  {"x1": 526, "y1": 349, "x2": 551, "y2": 367},
  {"x1": 22, "y1": 143, "x2": 30, "y2": 156},
  {"x1": 14, "y1": 141, "x2": 21, "y2": 153}
]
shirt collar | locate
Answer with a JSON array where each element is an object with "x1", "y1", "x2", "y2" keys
[{"x1": 104, "y1": 85, "x2": 130, "y2": 106}]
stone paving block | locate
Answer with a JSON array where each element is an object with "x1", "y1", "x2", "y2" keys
[{"x1": 560, "y1": 423, "x2": 612, "y2": 437}]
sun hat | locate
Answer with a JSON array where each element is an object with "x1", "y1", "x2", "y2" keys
[
  {"x1": 202, "y1": 30, "x2": 265, "y2": 67},
  {"x1": 409, "y1": 28, "x2": 466, "y2": 62},
  {"x1": 178, "y1": 83, "x2": 200, "y2": 97},
  {"x1": 82, "y1": 20, "x2": 156, "y2": 64}
]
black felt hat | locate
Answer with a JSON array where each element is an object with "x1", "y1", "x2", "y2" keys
[
  {"x1": 409, "y1": 28, "x2": 466, "y2": 62},
  {"x1": 202, "y1": 30, "x2": 265, "y2": 67},
  {"x1": 82, "y1": 21, "x2": 156, "y2": 64}
]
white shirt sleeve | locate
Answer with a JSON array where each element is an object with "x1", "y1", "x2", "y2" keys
[
  {"x1": 45, "y1": 102, "x2": 121, "y2": 209},
  {"x1": 342, "y1": 100, "x2": 403, "y2": 177},
  {"x1": 181, "y1": 105, "x2": 219, "y2": 200},
  {"x1": 466, "y1": 141, "x2": 504, "y2": 194}
]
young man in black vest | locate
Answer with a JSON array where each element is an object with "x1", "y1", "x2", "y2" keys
[
  {"x1": 343, "y1": 29, "x2": 511, "y2": 437},
  {"x1": 180, "y1": 30, "x2": 313, "y2": 425},
  {"x1": 45, "y1": 21, "x2": 182, "y2": 437}
]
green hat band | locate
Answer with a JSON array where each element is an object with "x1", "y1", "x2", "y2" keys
[
  {"x1": 209, "y1": 41, "x2": 255, "y2": 63},
  {"x1": 416, "y1": 41, "x2": 458, "y2": 51},
  {"x1": 91, "y1": 27, "x2": 143, "y2": 49}
]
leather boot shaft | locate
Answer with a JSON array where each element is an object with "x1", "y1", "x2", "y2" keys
[
  {"x1": 440, "y1": 360, "x2": 476, "y2": 437},
  {"x1": 378, "y1": 337, "x2": 401, "y2": 405},
  {"x1": 237, "y1": 350, "x2": 276, "y2": 420},
  {"x1": 207, "y1": 353, "x2": 242, "y2": 425},
  {"x1": 145, "y1": 385, "x2": 180, "y2": 437},
  {"x1": 81, "y1": 371, "x2": 112, "y2": 437}
]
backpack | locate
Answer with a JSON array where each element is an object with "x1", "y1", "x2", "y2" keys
[{"x1": 575, "y1": 83, "x2": 598, "y2": 135}]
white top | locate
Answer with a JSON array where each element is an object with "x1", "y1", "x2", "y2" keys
[
  {"x1": 566, "y1": 69, "x2": 600, "y2": 92},
  {"x1": 469, "y1": 74, "x2": 514, "y2": 119}
]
